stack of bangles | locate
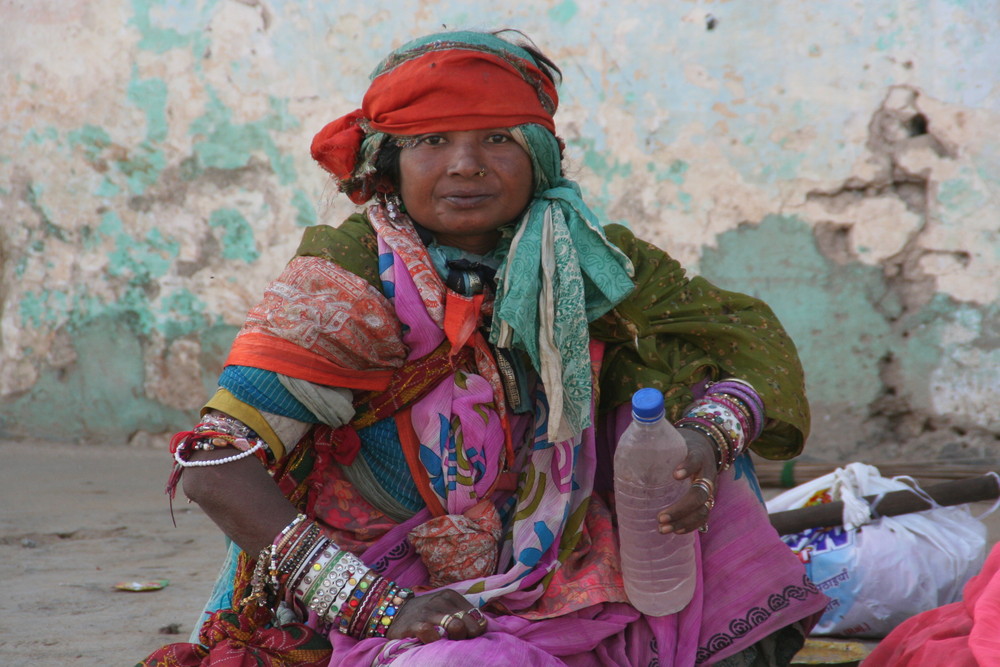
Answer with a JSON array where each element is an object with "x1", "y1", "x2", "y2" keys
[
  {"x1": 169, "y1": 411, "x2": 273, "y2": 469},
  {"x1": 674, "y1": 378, "x2": 766, "y2": 472},
  {"x1": 165, "y1": 412, "x2": 274, "y2": 500},
  {"x1": 247, "y1": 513, "x2": 415, "y2": 639}
]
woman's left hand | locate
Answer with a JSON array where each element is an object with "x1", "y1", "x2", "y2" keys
[
  {"x1": 656, "y1": 429, "x2": 719, "y2": 535},
  {"x1": 386, "y1": 588, "x2": 488, "y2": 643}
]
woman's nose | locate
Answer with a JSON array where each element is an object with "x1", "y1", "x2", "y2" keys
[{"x1": 446, "y1": 139, "x2": 484, "y2": 177}]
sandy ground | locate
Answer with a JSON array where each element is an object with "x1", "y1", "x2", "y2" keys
[
  {"x1": 0, "y1": 441, "x2": 224, "y2": 666},
  {"x1": 2, "y1": 439, "x2": 998, "y2": 667}
]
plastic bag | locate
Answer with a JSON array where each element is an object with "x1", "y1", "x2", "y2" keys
[{"x1": 766, "y1": 462, "x2": 989, "y2": 638}]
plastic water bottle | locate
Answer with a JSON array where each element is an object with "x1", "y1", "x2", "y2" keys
[{"x1": 614, "y1": 388, "x2": 696, "y2": 616}]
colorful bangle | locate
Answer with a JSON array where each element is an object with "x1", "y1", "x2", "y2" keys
[
  {"x1": 373, "y1": 586, "x2": 413, "y2": 638},
  {"x1": 684, "y1": 398, "x2": 746, "y2": 454},
  {"x1": 352, "y1": 576, "x2": 389, "y2": 637},
  {"x1": 297, "y1": 540, "x2": 337, "y2": 603},
  {"x1": 279, "y1": 522, "x2": 322, "y2": 582},
  {"x1": 675, "y1": 418, "x2": 732, "y2": 470},
  {"x1": 333, "y1": 569, "x2": 377, "y2": 628},
  {"x1": 710, "y1": 379, "x2": 765, "y2": 439},
  {"x1": 310, "y1": 558, "x2": 358, "y2": 618},
  {"x1": 337, "y1": 569, "x2": 377, "y2": 634},
  {"x1": 287, "y1": 535, "x2": 329, "y2": 597},
  {"x1": 368, "y1": 584, "x2": 413, "y2": 638},
  {"x1": 303, "y1": 546, "x2": 349, "y2": 610}
]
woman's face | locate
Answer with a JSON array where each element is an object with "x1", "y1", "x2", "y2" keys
[{"x1": 397, "y1": 129, "x2": 534, "y2": 254}]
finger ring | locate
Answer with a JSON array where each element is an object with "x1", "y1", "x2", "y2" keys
[
  {"x1": 699, "y1": 523, "x2": 709, "y2": 533},
  {"x1": 433, "y1": 624, "x2": 448, "y2": 639},
  {"x1": 691, "y1": 477, "x2": 716, "y2": 498},
  {"x1": 440, "y1": 610, "x2": 465, "y2": 628},
  {"x1": 703, "y1": 495, "x2": 716, "y2": 511},
  {"x1": 468, "y1": 607, "x2": 487, "y2": 626}
]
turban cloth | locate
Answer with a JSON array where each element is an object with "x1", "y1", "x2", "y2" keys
[{"x1": 311, "y1": 32, "x2": 558, "y2": 203}]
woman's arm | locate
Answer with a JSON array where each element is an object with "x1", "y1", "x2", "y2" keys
[
  {"x1": 179, "y1": 429, "x2": 487, "y2": 643},
  {"x1": 181, "y1": 448, "x2": 299, "y2": 555}
]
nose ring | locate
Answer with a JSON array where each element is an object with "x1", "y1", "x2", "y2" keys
[{"x1": 476, "y1": 168, "x2": 487, "y2": 177}]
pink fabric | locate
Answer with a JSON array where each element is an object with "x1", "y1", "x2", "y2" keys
[
  {"x1": 326, "y1": 423, "x2": 826, "y2": 665},
  {"x1": 862, "y1": 542, "x2": 1000, "y2": 667}
]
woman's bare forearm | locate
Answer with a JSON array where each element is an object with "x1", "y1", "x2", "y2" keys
[{"x1": 181, "y1": 449, "x2": 299, "y2": 554}]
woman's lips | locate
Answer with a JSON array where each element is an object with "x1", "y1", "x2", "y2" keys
[{"x1": 442, "y1": 193, "x2": 491, "y2": 208}]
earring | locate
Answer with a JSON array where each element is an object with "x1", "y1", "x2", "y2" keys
[
  {"x1": 476, "y1": 168, "x2": 487, "y2": 178},
  {"x1": 385, "y1": 192, "x2": 406, "y2": 222}
]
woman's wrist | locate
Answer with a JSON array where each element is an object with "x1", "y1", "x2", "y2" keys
[
  {"x1": 674, "y1": 377, "x2": 767, "y2": 471},
  {"x1": 250, "y1": 513, "x2": 413, "y2": 639},
  {"x1": 675, "y1": 426, "x2": 721, "y2": 477}
]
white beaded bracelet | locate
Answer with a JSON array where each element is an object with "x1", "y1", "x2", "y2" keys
[{"x1": 173, "y1": 439, "x2": 266, "y2": 467}]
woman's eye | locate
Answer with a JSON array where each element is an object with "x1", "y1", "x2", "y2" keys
[
  {"x1": 487, "y1": 133, "x2": 510, "y2": 144},
  {"x1": 420, "y1": 135, "x2": 445, "y2": 146}
]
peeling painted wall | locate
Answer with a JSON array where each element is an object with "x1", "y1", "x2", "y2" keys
[{"x1": 2, "y1": 0, "x2": 998, "y2": 462}]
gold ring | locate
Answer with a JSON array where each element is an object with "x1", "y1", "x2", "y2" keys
[
  {"x1": 440, "y1": 610, "x2": 466, "y2": 628},
  {"x1": 699, "y1": 523, "x2": 709, "y2": 533},
  {"x1": 691, "y1": 477, "x2": 715, "y2": 498},
  {"x1": 468, "y1": 607, "x2": 487, "y2": 626}
]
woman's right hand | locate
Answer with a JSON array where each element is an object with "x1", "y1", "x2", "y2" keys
[{"x1": 386, "y1": 589, "x2": 488, "y2": 643}]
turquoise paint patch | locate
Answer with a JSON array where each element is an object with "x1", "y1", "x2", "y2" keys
[
  {"x1": 677, "y1": 191, "x2": 693, "y2": 213},
  {"x1": 189, "y1": 88, "x2": 299, "y2": 184},
  {"x1": 114, "y1": 142, "x2": 167, "y2": 195},
  {"x1": 19, "y1": 290, "x2": 51, "y2": 328},
  {"x1": 0, "y1": 315, "x2": 193, "y2": 442},
  {"x1": 129, "y1": 0, "x2": 193, "y2": 53},
  {"x1": 292, "y1": 189, "x2": 317, "y2": 227},
  {"x1": 158, "y1": 288, "x2": 211, "y2": 339},
  {"x1": 68, "y1": 124, "x2": 112, "y2": 161},
  {"x1": 666, "y1": 160, "x2": 689, "y2": 184},
  {"x1": 95, "y1": 177, "x2": 121, "y2": 198},
  {"x1": 209, "y1": 208, "x2": 260, "y2": 262},
  {"x1": 128, "y1": 71, "x2": 169, "y2": 143},
  {"x1": 568, "y1": 136, "x2": 632, "y2": 208},
  {"x1": 99, "y1": 210, "x2": 179, "y2": 283},
  {"x1": 548, "y1": 0, "x2": 579, "y2": 24},
  {"x1": 892, "y1": 294, "x2": 970, "y2": 411},
  {"x1": 23, "y1": 126, "x2": 60, "y2": 146},
  {"x1": 649, "y1": 159, "x2": 689, "y2": 185},
  {"x1": 699, "y1": 215, "x2": 894, "y2": 406}
]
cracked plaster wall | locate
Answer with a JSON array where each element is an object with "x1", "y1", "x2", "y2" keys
[{"x1": 1, "y1": 0, "x2": 997, "y2": 463}]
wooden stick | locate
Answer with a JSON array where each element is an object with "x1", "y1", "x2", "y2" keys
[
  {"x1": 754, "y1": 459, "x2": 1000, "y2": 488},
  {"x1": 768, "y1": 475, "x2": 1000, "y2": 536}
]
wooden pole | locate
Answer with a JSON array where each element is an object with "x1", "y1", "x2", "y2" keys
[{"x1": 768, "y1": 474, "x2": 1000, "y2": 536}]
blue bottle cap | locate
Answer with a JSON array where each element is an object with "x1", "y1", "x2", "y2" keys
[{"x1": 631, "y1": 387, "x2": 665, "y2": 421}]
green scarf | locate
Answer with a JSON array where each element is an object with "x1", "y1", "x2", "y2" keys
[{"x1": 493, "y1": 125, "x2": 634, "y2": 442}]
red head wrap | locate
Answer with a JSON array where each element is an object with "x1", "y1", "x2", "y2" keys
[{"x1": 311, "y1": 40, "x2": 558, "y2": 203}]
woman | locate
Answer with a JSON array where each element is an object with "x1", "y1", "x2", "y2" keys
[{"x1": 143, "y1": 30, "x2": 826, "y2": 666}]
